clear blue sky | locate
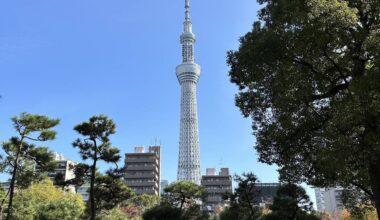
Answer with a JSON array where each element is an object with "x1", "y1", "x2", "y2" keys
[{"x1": 0, "y1": 0, "x2": 315, "y2": 204}]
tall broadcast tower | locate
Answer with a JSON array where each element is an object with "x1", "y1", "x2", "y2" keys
[{"x1": 176, "y1": 0, "x2": 201, "y2": 184}]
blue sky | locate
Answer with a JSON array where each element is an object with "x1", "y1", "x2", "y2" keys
[{"x1": 0, "y1": 0, "x2": 316, "y2": 204}]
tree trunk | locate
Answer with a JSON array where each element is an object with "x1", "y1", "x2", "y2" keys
[
  {"x1": 89, "y1": 148, "x2": 98, "y2": 220},
  {"x1": 6, "y1": 142, "x2": 22, "y2": 220},
  {"x1": 369, "y1": 159, "x2": 380, "y2": 219}
]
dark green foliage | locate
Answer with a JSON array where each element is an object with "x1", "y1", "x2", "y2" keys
[
  {"x1": 1, "y1": 113, "x2": 59, "y2": 220},
  {"x1": 142, "y1": 205, "x2": 181, "y2": 220},
  {"x1": 72, "y1": 115, "x2": 121, "y2": 220},
  {"x1": 143, "y1": 181, "x2": 209, "y2": 220},
  {"x1": 222, "y1": 173, "x2": 261, "y2": 220},
  {"x1": 341, "y1": 187, "x2": 375, "y2": 217},
  {"x1": 143, "y1": 204, "x2": 209, "y2": 220},
  {"x1": 227, "y1": 0, "x2": 380, "y2": 216},
  {"x1": 264, "y1": 184, "x2": 318, "y2": 220},
  {"x1": 163, "y1": 181, "x2": 207, "y2": 211},
  {"x1": 93, "y1": 172, "x2": 135, "y2": 211}
]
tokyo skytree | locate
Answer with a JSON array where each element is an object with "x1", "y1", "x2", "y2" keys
[{"x1": 176, "y1": 0, "x2": 201, "y2": 184}]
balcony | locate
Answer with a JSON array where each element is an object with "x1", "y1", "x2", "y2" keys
[
  {"x1": 125, "y1": 158, "x2": 158, "y2": 164},
  {"x1": 126, "y1": 181, "x2": 156, "y2": 187},
  {"x1": 125, "y1": 164, "x2": 158, "y2": 172},
  {"x1": 202, "y1": 180, "x2": 231, "y2": 186},
  {"x1": 124, "y1": 173, "x2": 158, "y2": 179},
  {"x1": 134, "y1": 189, "x2": 158, "y2": 195},
  {"x1": 206, "y1": 188, "x2": 232, "y2": 194}
]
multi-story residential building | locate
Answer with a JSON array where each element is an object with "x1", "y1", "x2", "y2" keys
[
  {"x1": 201, "y1": 168, "x2": 232, "y2": 211},
  {"x1": 49, "y1": 152, "x2": 76, "y2": 181},
  {"x1": 124, "y1": 146, "x2": 160, "y2": 196},
  {"x1": 315, "y1": 187, "x2": 344, "y2": 219},
  {"x1": 254, "y1": 183, "x2": 281, "y2": 208}
]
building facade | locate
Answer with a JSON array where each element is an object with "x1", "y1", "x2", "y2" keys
[
  {"x1": 315, "y1": 187, "x2": 344, "y2": 219},
  {"x1": 124, "y1": 146, "x2": 161, "y2": 196},
  {"x1": 201, "y1": 168, "x2": 232, "y2": 211},
  {"x1": 176, "y1": 0, "x2": 202, "y2": 185}
]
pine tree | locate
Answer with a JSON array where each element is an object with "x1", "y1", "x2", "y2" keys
[
  {"x1": 72, "y1": 115, "x2": 121, "y2": 220},
  {"x1": 1, "y1": 113, "x2": 59, "y2": 220}
]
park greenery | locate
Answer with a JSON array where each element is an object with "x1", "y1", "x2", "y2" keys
[
  {"x1": 0, "y1": 113, "x2": 377, "y2": 219},
  {"x1": 227, "y1": 0, "x2": 380, "y2": 217}
]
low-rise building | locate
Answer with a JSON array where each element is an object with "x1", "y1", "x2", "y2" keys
[
  {"x1": 201, "y1": 168, "x2": 232, "y2": 212},
  {"x1": 124, "y1": 146, "x2": 161, "y2": 196}
]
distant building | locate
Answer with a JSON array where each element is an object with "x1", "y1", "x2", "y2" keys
[
  {"x1": 315, "y1": 187, "x2": 344, "y2": 219},
  {"x1": 160, "y1": 180, "x2": 169, "y2": 195},
  {"x1": 124, "y1": 146, "x2": 161, "y2": 196},
  {"x1": 254, "y1": 183, "x2": 281, "y2": 208},
  {"x1": 36, "y1": 152, "x2": 76, "y2": 192},
  {"x1": 76, "y1": 183, "x2": 90, "y2": 201},
  {"x1": 201, "y1": 168, "x2": 232, "y2": 212}
]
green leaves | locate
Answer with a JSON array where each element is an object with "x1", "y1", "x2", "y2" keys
[
  {"x1": 162, "y1": 181, "x2": 207, "y2": 214},
  {"x1": 228, "y1": 0, "x2": 380, "y2": 215},
  {"x1": 73, "y1": 115, "x2": 116, "y2": 139},
  {"x1": 93, "y1": 174, "x2": 135, "y2": 211},
  {"x1": 11, "y1": 112, "x2": 59, "y2": 140}
]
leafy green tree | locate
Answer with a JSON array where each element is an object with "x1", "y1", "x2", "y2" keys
[
  {"x1": 263, "y1": 184, "x2": 318, "y2": 220},
  {"x1": 93, "y1": 172, "x2": 135, "y2": 211},
  {"x1": 128, "y1": 194, "x2": 160, "y2": 216},
  {"x1": 163, "y1": 181, "x2": 207, "y2": 212},
  {"x1": 72, "y1": 115, "x2": 121, "y2": 220},
  {"x1": 12, "y1": 178, "x2": 85, "y2": 220},
  {"x1": 0, "y1": 113, "x2": 59, "y2": 220},
  {"x1": 97, "y1": 208, "x2": 132, "y2": 220},
  {"x1": 221, "y1": 173, "x2": 262, "y2": 220},
  {"x1": 227, "y1": 0, "x2": 380, "y2": 216},
  {"x1": 143, "y1": 181, "x2": 208, "y2": 220},
  {"x1": 38, "y1": 194, "x2": 85, "y2": 220}
]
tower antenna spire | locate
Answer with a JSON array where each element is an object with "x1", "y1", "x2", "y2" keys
[{"x1": 185, "y1": 0, "x2": 190, "y2": 21}]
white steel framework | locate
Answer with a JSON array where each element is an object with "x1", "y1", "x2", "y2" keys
[{"x1": 176, "y1": 0, "x2": 201, "y2": 184}]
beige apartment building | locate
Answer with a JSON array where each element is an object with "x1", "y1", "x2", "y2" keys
[
  {"x1": 124, "y1": 146, "x2": 160, "y2": 196},
  {"x1": 201, "y1": 168, "x2": 233, "y2": 211}
]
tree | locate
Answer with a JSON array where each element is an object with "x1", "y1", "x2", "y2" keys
[
  {"x1": 143, "y1": 181, "x2": 208, "y2": 220},
  {"x1": 128, "y1": 194, "x2": 160, "y2": 216},
  {"x1": 163, "y1": 181, "x2": 207, "y2": 212},
  {"x1": 93, "y1": 172, "x2": 135, "y2": 211},
  {"x1": 142, "y1": 204, "x2": 181, "y2": 220},
  {"x1": 264, "y1": 184, "x2": 318, "y2": 220},
  {"x1": 72, "y1": 115, "x2": 121, "y2": 220},
  {"x1": 12, "y1": 178, "x2": 85, "y2": 220},
  {"x1": 227, "y1": 0, "x2": 380, "y2": 216},
  {"x1": 38, "y1": 194, "x2": 85, "y2": 220},
  {"x1": 97, "y1": 208, "x2": 132, "y2": 220},
  {"x1": 221, "y1": 173, "x2": 262, "y2": 220},
  {"x1": 1, "y1": 113, "x2": 59, "y2": 220}
]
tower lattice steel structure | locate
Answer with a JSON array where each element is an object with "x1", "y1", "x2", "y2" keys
[{"x1": 176, "y1": 0, "x2": 201, "y2": 184}]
